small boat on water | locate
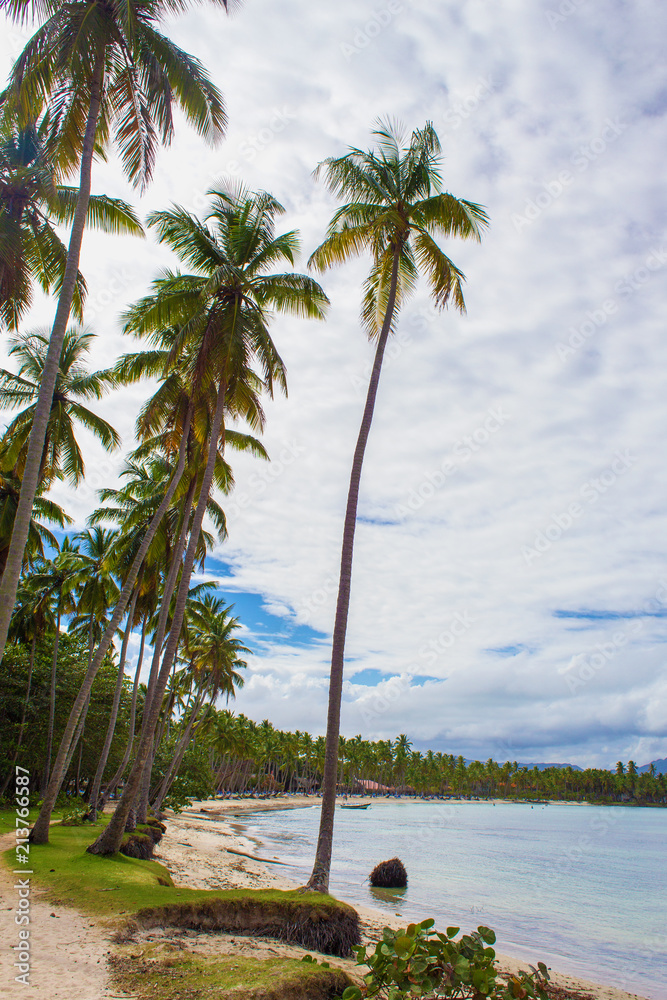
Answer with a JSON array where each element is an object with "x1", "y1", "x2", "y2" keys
[{"x1": 340, "y1": 802, "x2": 371, "y2": 810}]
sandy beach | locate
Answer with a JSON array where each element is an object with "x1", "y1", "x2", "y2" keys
[{"x1": 0, "y1": 799, "x2": 653, "y2": 1000}]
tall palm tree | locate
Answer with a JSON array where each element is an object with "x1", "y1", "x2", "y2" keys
[
  {"x1": 29, "y1": 538, "x2": 81, "y2": 792},
  {"x1": 0, "y1": 0, "x2": 231, "y2": 664},
  {"x1": 0, "y1": 328, "x2": 120, "y2": 487},
  {"x1": 0, "y1": 114, "x2": 143, "y2": 330},
  {"x1": 304, "y1": 120, "x2": 488, "y2": 891},
  {"x1": 87, "y1": 184, "x2": 328, "y2": 855}
]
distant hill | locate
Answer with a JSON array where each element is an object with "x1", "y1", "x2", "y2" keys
[
  {"x1": 638, "y1": 758, "x2": 667, "y2": 775},
  {"x1": 462, "y1": 759, "x2": 584, "y2": 771}
]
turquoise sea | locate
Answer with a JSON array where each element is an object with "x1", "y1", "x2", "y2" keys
[{"x1": 240, "y1": 800, "x2": 666, "y2": 998}]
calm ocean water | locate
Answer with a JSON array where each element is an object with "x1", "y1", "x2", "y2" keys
[{"x1": 239, "y1": 800, "x2": 666, "y2": 998}]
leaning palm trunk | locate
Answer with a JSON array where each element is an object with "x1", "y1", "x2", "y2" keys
[
  {"x1": 151, "y1": 691, "x2": 205, "y2": 813},
  {"x1": 102, "y1": 613, "x2": 146, "y2": 805},
  {"x1": 88, "y1": 589, "x2": 139, "y2": 820},
  {"x1": 88, "y1": 379, "x2": 227, "y2": 855},
  {"x1": 0, "y1": 52, "x2": 105, "y2": 666},
  {"x1": 306, "y1": 245, "x2": 401, "y2": 892},
  {"x1": 63, "y1": 691, "x2": 91, "y2": 779},
  {"x1": 135, "y1": 478, "x2": 196, "y2": 823},
  {"x1": 30, "y1": 405, "x2": 193, "y2": 844},
  {"x1": 41, "y1": 605, "x2": 62, "y2": 795}
]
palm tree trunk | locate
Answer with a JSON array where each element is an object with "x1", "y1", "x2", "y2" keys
[
  {"x1": 0, "y1": 49, "x2": 106, "y2": 665},
  {"x1": 102, "y1": 612, "x2": 146, "y2": 804},
  {"x1": 63, "y1": 691, "x2": 91, "y2": 777},
  {"x1": 88, "y1": 378, "x2": 228, "y2": 855},
  {"x1": 88, "y1": 588, "x2": 139, "y2": 821},
  {"x1": 41, "y1": 604, "x2": 61, "y2": 796},
  {"x1": 134, "y1": 478, "x2": 196, "y2": 824},
  {"x1": 151, "y1": 691, "x2": 204, "y2": 813},
  {"x1": 306, "y1": 244, "x2": 401, "y2": 892},
  {"x1": 30, "y1": 403, "x2": 193, "y2": 844}
]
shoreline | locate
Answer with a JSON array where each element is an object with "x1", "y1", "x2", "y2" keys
[
  {"x1": 157, "y1": 797, "x2": 653, "y2": 1000},
  {"x1": 0, "y1": 801, "x2": 656, "y2": 1000}
]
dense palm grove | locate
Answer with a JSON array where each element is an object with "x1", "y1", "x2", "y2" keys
[{"x1": 0, "y1": 0, "x2": 664, "y2": 896}]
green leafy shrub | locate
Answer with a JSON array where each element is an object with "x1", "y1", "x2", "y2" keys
[
  {"x1": 328, "y1": 920, "x2": 550, "y2": 1000},
  {"x1": 60, "y1": 803, "x2": 94, "y2": 826}
]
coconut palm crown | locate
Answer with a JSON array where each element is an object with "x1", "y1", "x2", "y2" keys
[
  {"x1": 305, "y1": 120, "x2": 488, "y2": 892},
  {"x1": 0, "y1": 328, "x2": 120, "y2": 486}
]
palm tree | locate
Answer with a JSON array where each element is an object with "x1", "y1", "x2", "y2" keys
[
  {"x1": 0, "y1": 573, "x2": 53, "y2": 795},
  {"x1": 29, "y1": 539, "x2": 81, "y2": 792},
  {"x1": 0, "y1": 114, "x2": 143, "y2": 330},
  {"x1": 304, "y1": 120, "x2": 488, "y2": 891},
  {"x1": 0, "y1": 0, "x2": 231, "y2": 665},
  {"x1": 0, "y1": 328, "x2": 120, "y2": 487},
  {"x1": 87, "y1": 184, "x2": 328, "y2": 855}
]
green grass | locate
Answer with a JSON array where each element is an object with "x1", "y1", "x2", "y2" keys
[
  {"x1": 111, "y1": 949, "x2": 352, "y2": 1000},
  {"x1": 0, "y1": 806, "x2": 63, "y2": 837},
  {"x1": 1, "y1": 817, "x2": 351, "y2": 920}
]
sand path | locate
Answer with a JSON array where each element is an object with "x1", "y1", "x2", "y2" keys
[{"x1": 0, "y1": 831, "x2": 125, "y2": 999}]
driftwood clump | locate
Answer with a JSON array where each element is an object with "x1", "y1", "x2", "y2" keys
[
  {"x1": 129, "y1": 894, "x2": 361, "y2": 957},
  {"x1": 369, "y1": 857, "x2": 407, "y2": 888}
]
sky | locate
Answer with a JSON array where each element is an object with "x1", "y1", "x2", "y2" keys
[{"x1": 2, "y1": 0, "x2": 667, "y2": 769}]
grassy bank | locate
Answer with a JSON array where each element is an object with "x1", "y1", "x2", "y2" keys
[
  {"x1": 2, "y1": 813, "x2": 359, "y2": 952},
  {"x1": 110, "y1": 949, "x2": 351, "y2": 1000}
]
